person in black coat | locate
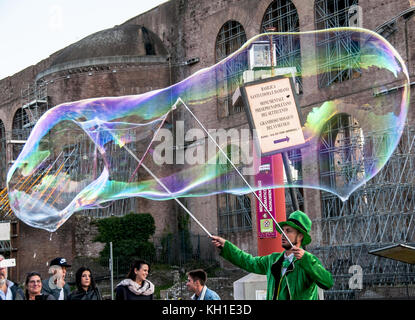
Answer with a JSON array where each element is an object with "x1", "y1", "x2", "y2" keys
[
  {"x1": 68, "y1": 267, "x2": 102, "y2": 300},
  {"x1": 115, "y1": 260, "x2": 154, "y2": 300}
]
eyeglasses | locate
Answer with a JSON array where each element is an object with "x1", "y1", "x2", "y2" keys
[{"x1": 28, "y1": 280, "x2": 41, "y2": 284}]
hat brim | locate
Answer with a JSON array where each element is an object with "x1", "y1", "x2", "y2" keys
[
  {"x1": 278, "y1": 221, "x2": 311, "y2": 246},
  {"x1": 51, "y1": 263, "x2": 71, "y2": 267}
]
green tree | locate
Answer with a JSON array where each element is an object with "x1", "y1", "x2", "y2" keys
[{"x1": 94, "y1": 213, "x2": 156, "y2": 269}]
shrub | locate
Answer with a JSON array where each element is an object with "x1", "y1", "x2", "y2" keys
[{"x1": 94, "y1": 213, "x2": 156, "y2": 269}]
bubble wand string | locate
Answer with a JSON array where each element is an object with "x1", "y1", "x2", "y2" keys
[
  {"x1": 128, "y1": 114, "x2": 169, "y2": 183},
  {"x1": 122, "y1": 144, "x2": 213, "y2": 238},
  {"x1": 179, "y1": 98, "x2": 294, "y2": 248}
]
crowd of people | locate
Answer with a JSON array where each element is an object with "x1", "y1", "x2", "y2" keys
[
  {"x1": 0, "y1": 254, "x2": 220, "y2": 300},
  {"x1": 1, "y1": 211, "x2": 333, "y2": 301}
]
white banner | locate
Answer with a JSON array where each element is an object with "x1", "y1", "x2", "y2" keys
[
  {"x1": 0, "y1": 223, "x2": 10, "y2": 241},
  {"x1": 0, "y1": 259, "x2": 16, "y2": 268}
]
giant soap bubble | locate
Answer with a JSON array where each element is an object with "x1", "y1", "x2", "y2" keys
[{"x1": 7, "y1": 28, "x2": 410, "y2": 231}]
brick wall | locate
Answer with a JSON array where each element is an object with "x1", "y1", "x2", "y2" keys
[{"x1": 15, "y1": 217, "x2": 75, "y2": 282}]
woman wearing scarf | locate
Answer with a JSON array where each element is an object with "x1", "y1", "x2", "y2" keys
[
  {"x1": 115, "y1": 260, "x2": 154, "y2": 300},
  {"x1": 68, "y1": 267, "x2": 102, "y2": 300}
]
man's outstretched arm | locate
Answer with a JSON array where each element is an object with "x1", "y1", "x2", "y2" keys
[{"x1": 211, "y1": 235, "x2": 269, "y2": 275}]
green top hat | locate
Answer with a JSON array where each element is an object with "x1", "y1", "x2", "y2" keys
[{"x1": 277, "y1": 210, "x2": 312, "y2": 246}]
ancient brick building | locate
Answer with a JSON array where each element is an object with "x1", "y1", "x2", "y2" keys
[{"x1": 1, "y1": 0, "x2": 414, "y2": 298}]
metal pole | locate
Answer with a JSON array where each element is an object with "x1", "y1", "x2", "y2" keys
[
  {"x1": 180, "y1": 99, "x2": 294, "y2": 248},
  {"x1": 109, "y1": 241, "x2": 114, "y2": 300},
  {"x1": 266, "y1": 26, "x2": 299, "y2": 214},
  {"x1": 282, "y1": 152, "x2": 300, "y2": 213},
  {"x1": 266, "y1": 27, "x2": 277, "y2": 77}
]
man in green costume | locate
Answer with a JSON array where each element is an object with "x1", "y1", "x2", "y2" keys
[{"x1": 211, "y1": 210, "x2": 333, "y2": 300}]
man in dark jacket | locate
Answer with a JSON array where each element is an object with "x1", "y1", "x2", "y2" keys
[
  {"x1": 41, "y1": 257, "x2": 71, "y2": 300},
  {"x1": 0, "y1": 255, "x2": 24, "y2": 300},
  {"x1": 211, "y1": 210, "x2": 333, "y2": 300}
]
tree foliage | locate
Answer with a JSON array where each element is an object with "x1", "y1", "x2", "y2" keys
[{"x1": 94, "y1": 213, "x2": 156, "y2": 267}]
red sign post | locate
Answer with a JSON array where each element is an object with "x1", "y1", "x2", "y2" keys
[{"x1": 255, "y1": 153, "x2": 286, "y2": 255}]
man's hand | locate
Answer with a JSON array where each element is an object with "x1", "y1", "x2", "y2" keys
[
  {"x1": 291, "y1": 246, "x2": 305, "y2": 260},
  {"x1": 56, "y1": 277, "x2": 65, "y2": 289},
  {"x1": 53, "y1": 269, "x2": 65, "y2": 289},
  {"x1": 211, "y1": 235, "x2": 226, "y2": 249}
]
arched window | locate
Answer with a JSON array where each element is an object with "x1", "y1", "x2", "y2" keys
[
  {"x1": 261, "y1": 0, "x2": 302, "y2": 93},
  {"x1": 319, "y1": 113, "x2": 364, "y2": 217},
  {"x1": 12, "y1": 108, "x2": 31, "y2": 161},
  {"x1": 12, "y1": 108, "x2": 30, "y2": 138},
  {"x1": 217, "y1": 144, "x2": 252, "y2": 234},
  {"x1": 315, "y1": 0, "x2": 361, "y2": 87},
  {"x1": 215, "y1": 20, "x2": 247, "y2": 115},
  {"x1": 215, "y1": 20, "x2": 247, "y2": 63}
]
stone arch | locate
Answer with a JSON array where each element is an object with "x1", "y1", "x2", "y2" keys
[
  {"x1": 260, "y1": 0, "x2": 300, "y2": 33},
  {"x1": 200, "y1": 1, "x2": 269, "y2": 66},
  {"x1": 215, "y1": 20, "x2": 247, "y2": 63},
  {"x1": 11, "y1": 108, "x2": 31, "y2": 161},
  {"x1": 216, "y1": 143, "x2": 252, "y2": 234},
  {"x1": 214, "y1": 20, "x2": 248, "y2": 116}
]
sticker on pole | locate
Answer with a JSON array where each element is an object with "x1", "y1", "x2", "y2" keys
[
  {"x1": 260, "y1": 219, "x2": 274, "y2": 233},
  {"x1": 241, "y1": 76, "x2": 306, "y2": 156}
]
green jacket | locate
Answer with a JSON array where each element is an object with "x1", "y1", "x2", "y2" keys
[{"x1": 220, "y1": 240, "x2": 333, "y2": 300}]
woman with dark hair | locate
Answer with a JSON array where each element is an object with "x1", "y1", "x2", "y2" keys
[
  {"x1": 68, "y1": 267, "x2": 102, "y2": 300},
  {"x1": 115, "y1": 260, "x2": 154, "y2": 300},
  {"x1": 25, "y1": 272, "x2": 55, "y2": 300}
]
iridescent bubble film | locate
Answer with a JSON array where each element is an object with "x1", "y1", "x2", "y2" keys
[{"x1": 7, "y1": 28, "x2": 410, "y2": 231}]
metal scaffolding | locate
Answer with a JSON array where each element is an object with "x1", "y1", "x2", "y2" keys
[
  {"x1": 216, "y1": 145, "x2": 253, "y2": 235},
  {"x1": 315, "y1": 0, "x2": 361, "y2": 87},
  {"x1": 1, "y1": 83, "x2": 50, "y2": 220},
  {"x1": 215, "y1": 21, "x2": 253, "y2": 233},
  {"x1": 1, "y1": 81, "x2": 139, "y2": 221},
  {"x1": 215, "y1": 20, "x2": 248, "y2": 115},
  {"x1": 261, "y1": 0, "x2": 302, "y2": 93},
  {"x1": 9, "y1": 83, "x2": 50, "y2": 162},
  {"x1": 285, "y1": 147, "x2": 305, "y2": 214},
  {"x1": 311, "y1": 3, "x2": 415, "y2": 298},
  {"x1": 310, "y1": 122, "x2": 415, "y2": 299},
  {"x1": 80, "y1": 139, "x2": 139, "y2": 218}
]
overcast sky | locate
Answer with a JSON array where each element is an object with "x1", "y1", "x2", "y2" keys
[{"x1": 0, "y1": 0, "x2": 169, "y2": 80}]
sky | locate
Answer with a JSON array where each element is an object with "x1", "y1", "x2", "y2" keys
[{"x1": 0, "y1": 0, "x2": 170, "y2": 80}]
